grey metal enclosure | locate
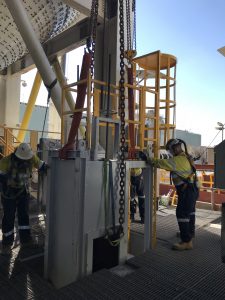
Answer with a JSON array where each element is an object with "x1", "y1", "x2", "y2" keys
[
  {"x1": 214, "y1": 141, "x2": 225, "y2": 189},
  {"x1": 44, "y1": 151, "x2": 153, "y2": 289}
]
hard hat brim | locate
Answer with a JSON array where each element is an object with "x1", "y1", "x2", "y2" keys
[{"x1": 15, "y1": 149, "x2": 33, "y2": 160}]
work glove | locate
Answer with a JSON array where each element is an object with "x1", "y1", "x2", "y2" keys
[
  {"x1": 39, "y1": 162, "x2": 50, "y2": 174},
  {"x1": 138, "y1": 151, "x2": 148, "y2": 161}
]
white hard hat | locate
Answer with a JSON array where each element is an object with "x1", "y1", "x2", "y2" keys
[{"x1": 15, "y1": 143, "x2": 33, "y2": 160}]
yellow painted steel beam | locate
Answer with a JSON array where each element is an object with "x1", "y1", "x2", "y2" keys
[{"x1": 17, "y1": 71, "x2": 42, "y2": 142}]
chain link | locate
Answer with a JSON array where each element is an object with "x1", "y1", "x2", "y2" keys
[
  {"x1": 132, "y1": 0, "x2": 136, "y2": 51},
  {"x1": 89, "y1": 0, "x2": 99, "y2": 85},
  {"x1": 118, "y1": 0, "x2": 126, "y2": 236},
  {"x1": 126, "y1": 0, "x2": 131, "y2": 51}
]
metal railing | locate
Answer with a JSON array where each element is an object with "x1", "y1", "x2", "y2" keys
[
  {"x1": 0, "y1": 124, "x2": 61, "y2": 157},
  {"x1": 61, "y1": 74, "x2": 160, "y2": 152}
]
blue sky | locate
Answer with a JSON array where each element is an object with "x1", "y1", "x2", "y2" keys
[
  {"x1": 21, "y1": 1, "x2": 225, "y2": 147},
  {"x1": 136, "y1": 0, "x2": 225, "y2": 146}
]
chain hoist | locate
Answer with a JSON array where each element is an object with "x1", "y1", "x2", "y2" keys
[
  {"x1": 124, "y1": 0, "x2": 136, "y2": 63},
  {"x1": 118, "y1": 0, "x2": 126, "y2": 237},
  {"x1": 89, "y1": 0, "x2": 99, "y2": 85},
  {"x1": 132, "y1": 0, "x2": 136, "y2": 51},
  {"x1": 126, "y1": 0, "x2": 132, "y2": 51}
]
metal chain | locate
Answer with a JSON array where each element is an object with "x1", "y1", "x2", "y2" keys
[
  {"x1": 118, "y1": 0, "x2": 126, "y2": 236},
  {"x1": 126, "y1": 0, "x2": 131, "y2": 50},
  {"x1": 89, "y1": 0, "x2": 99, "y2": 83},
  {"x1": 132, "y1": 0, "x2": 136, "y2": 51}
]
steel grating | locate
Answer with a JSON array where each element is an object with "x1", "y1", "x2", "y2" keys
[
  {"x1": 22, "y1": 256, "x2": 44, "y2": 277},
  {"x1": 5, "y1": 270, "x2": 54, "y2": 299},
  {"x1": 29, "y1": 291, "x2": 66, "y2": 300},
  {"x1": 61, "y1": 269, "x2": 135, "y2": 300},
  {"x1": 128, "y1": 229, "x2": 222, "y2": 280},
  {"x1": 191, "y1": 264, "x2": 225, "y2": 298},
  {"x1": 0, "y1": 284, "x2": 25, "y2": 300},
  {"x1": 174, "y1": 289, "x2": 210, "y2": 300},
  {"x1": 127, "y1": 212, "x2": 224, "y2": 295},
  {"x1": 76, "y1": 269, "x2": 179, "y2": 300},
  {"x1": 131, "y1": 210, "x2": 219, "y2": 243},
  {"x1": 0, "y1": 255, "x2": 29, "y2": 279},
  {"x1": 0, "y1": 208, "x2": 224, "y2": 299}
]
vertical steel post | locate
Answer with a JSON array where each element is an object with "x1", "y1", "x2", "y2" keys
[{"x1": 17, "y1": 71, "x2": 42, "y2": 142}]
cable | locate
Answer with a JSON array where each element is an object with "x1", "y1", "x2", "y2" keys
[
  {"x1": 205, "y1": 130, "x2": 221, "y2": 148},
  {"x1": 197, "y1": 130, "x2": 221, "y2": 160},
  {"x1": 41, "y1": 79, "x2": 57, "y2": 138}
]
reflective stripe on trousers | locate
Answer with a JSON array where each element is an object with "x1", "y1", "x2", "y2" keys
[
  {"x1": 177, "y1": 218, "x2": 189, "y2": 222},
  {"x1": 18, "y1": 225, "x2": 30, "y2": 230},
  {"x1": 3, "y1": 230, "x2": 14, "y2": 237},
  {"x1": 176, "y1": 183, "x2": 198, "y2": 242}
]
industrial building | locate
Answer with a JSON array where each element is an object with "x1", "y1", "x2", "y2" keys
[{"x1": 0, "y1": 1, "x2": 225, "y2": 299}]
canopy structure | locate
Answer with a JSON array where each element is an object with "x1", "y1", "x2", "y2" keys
[{"x1": 0, "y1": 0, "x2": 80, "y2": 71}]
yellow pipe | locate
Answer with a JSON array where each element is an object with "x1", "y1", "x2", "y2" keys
[
  {"x1": 17, "y1": 71, "x2": 42, "y2": 142},
  {"x1": 53, "y1": 58, "x2": 86, "y2": 139}
]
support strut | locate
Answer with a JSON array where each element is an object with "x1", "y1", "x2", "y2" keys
[{"x1": 59, "y1": 52, "x2": 91, "y2": 159}]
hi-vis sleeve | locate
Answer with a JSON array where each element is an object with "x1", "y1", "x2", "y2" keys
[
  {"x1": 0, "y1": 156, "x2": 11, "y2": 174},
  {"x1": 31, "y1": 155, "x2": 44, "y2": 170},
  {"x1": 149, "y1": 154, "x2": 193, "y2": 179},
  {"x1": 149, "y1": 157, "x2": 176, "y2": 171}
]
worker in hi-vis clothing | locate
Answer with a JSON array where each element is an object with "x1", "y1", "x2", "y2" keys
[
  {"x1": 140, "y1": 138, "x2": 199, "y2": 250},
  {"x1": 0, "y1": 143, "x2": 47, "y2": 254},
  {"x1": 130, "y1": 167, "x2": 145, "y2": 224}
]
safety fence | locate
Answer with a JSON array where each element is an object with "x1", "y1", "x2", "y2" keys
[
  {"x1": 61, "y1": 76, "x2": 160, "y2": 151},
  {"x1": 61, "y1": 55, "x2": 176, "y2": 247},
  {"x1": 159, "y1": 169, "x2": 225, "y2": 210}
]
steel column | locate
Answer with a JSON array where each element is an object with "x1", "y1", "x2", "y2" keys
[{"x1": 17, "y1": 71, "x2": 42, "y2": 142}]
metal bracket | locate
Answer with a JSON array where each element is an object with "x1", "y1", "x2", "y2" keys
[{"x1": 91, "y1": 117, "x2": 120, "y2": 160}]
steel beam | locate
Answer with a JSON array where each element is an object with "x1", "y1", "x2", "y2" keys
[
  {"x1": 8, "y1": 17, "x2": 90, "y2": 75},
  {"x1": 62, "y1": 0, "x2": 104, "y2": 20},
  {"x1": 17, "y1": 71, "x2": 42, "y2": 142}
]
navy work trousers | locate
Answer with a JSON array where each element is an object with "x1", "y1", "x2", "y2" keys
[
  {"x1": 1, "y1": 189, "x2": 31, "y2": 245},
  {"x1": 176, "y1": 183, "x2": 199, "y2": 242},
  {"x1": 130, "y1": 174, "x2": 145, "y2": 219}
]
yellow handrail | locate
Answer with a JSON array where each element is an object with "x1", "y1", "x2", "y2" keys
[{"x1": 0, "y1": 124, "x2": 60, "y2": 157}]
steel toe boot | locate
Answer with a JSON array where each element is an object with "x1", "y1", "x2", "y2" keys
[{"x1": 172, "y1": 240, "x2": 193, "y2": 251}]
